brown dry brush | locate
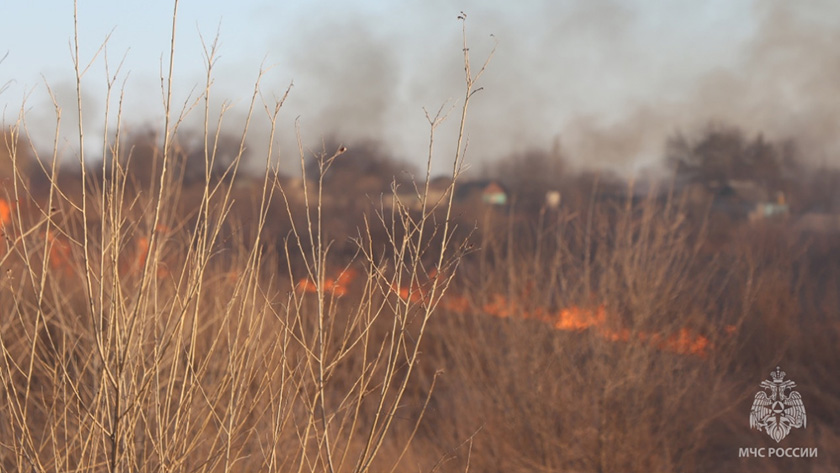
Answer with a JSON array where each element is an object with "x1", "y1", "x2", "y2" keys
[
  {"x1": 0, "y1": 4, "x2": 494, "y2": 473},
  {"x1": 3, "y1": 4, "x2": 840, "y2": 473},
  {"x1": 411, "y1": 182, "x2": 840, "y2": 473}
]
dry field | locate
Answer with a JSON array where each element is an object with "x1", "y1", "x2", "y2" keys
[{"x1": 1, "y1": 5, "x2": 838, "y2": 473}]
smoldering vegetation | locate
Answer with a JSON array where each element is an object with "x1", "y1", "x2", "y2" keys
[
  {"x1": 1, "y1": 2, "x2": 840, "y2": 472},
  {"x1": 1, "y1": 113, "x2": 839, "y2": 472}
]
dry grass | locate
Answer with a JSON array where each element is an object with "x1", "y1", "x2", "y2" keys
[
  {"x1": 408, "y1": 190, "x2": 840, "y2": 473},
  {"x1": 0, "y1": 4, "x2": 493, "y2": 472},
  {"x1": 2, "y1": 4, "x2": 839, "y2": 473}
]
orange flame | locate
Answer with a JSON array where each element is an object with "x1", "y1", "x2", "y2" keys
[
  {"x1": 0, "y1": 199, "x2": 10, "y2": 257},
  {"x1": 385, "y1": 268, "x2": 444, "y2": 304},
  {"x1": 0, "y1": 199, "x2": 10, "y2": 227},
  {"x1": 555, "y1": 305, "x2": 607, "y2": 331},
  {"x1": 427, "y1": 286, "x2": 711, "y2": 358},
  {"x1": 45, "y1": 232, "x2": 74, "y2": 276},
  {"x1": 297, "y1": 268, "x2": 358, "y2": 297},
  {"x1": 301, "y1": 268, "x2": 717, "y2": 358},
  {"x1": 130, "y1": 225, "x2": 171, "y2": 278}
]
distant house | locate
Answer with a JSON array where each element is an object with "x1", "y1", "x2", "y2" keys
[
  {"x1": 380, "y1": 178, "x2": 509, "y2": 210},
  {"x1": 455, "y1": 180, "x2": 508, "y2": 206},
  {"x1": 711, "y1": 180, "x2": 767, "y2": 219},
  {"x1": 748, "y1": 192, "x2": 789, "y2": 222},
  {"x1": 481, "y1": 181, "x2": 508, "y2": 205},
  {"x1": 683, "y1": 179, "x2": 788, "y2": 222}
]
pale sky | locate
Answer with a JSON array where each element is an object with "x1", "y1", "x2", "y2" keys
[{"x1": 1, "y1": 1, "x2": 837, "y2": 175}]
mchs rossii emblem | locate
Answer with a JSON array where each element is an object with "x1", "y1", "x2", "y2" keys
[{"x1": 749, "y1": 366, "x2": 806, "y2": 443}]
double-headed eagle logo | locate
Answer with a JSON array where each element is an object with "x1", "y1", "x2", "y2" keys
[{"x1": 749, "y1": 366, "x2": 806, "y2": 443}]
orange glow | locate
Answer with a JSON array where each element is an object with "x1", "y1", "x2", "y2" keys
[
  {"x1": 0, "y1": 199, "x2": 10, "y2": 227},
  {"x1": 297, "y1": 268, "x2": 358, "y2": 297},
  {"x1": 130, "y1": 225, "x2": 172, "y2": 278},
  {"x1": 392, "y1": 281, "x2": 428, "y2": 303},
  {"x1": 135, "y1": 236, "x2": 150, "y2": 269},
  {"x1": 45, "y1": 232, "x2": 74, "y2": 276},
  {"x1": 225, "y1": 270, "x2": 242, "y2": 284},
  {"x1": 302, "y1": 268, "x2": 718, "y2": 359},
  {"x1": 0, "y1": 199, "x2": 9, "y2": 257},
  {"x1": 424, "y1": 286, "x2": 712, "y2": 358},
  {"x1": 443, "y1": 295, "x2": 470, "y2": 314},
  {"x1": 388, "y1": 269, "x2": 443, "y2": 304},
  {"x1": 555, "y1": 305, "x2": 607, "y2": 331},
  {"x1": 657, "y1": 328, "x2": 710, "y2": 357},
  {"x1": 482, "y1": 293, "x2": 514, "y2": 318}
]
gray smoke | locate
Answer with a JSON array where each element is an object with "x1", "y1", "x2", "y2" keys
[
  {"x1": 263, "y1": 0, "x2": 840, "y2": 175},
  {"x1": 14, "y1": 1, "x2": 840, "y2": 176}
]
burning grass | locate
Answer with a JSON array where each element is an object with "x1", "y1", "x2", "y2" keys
[{"x1": 1, "y1": 5, "x2": 839, "y2": 473}]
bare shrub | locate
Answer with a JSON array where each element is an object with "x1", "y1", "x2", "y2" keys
[{"x1": 0, "y1": 5, "x2": 493, "y2": 473}]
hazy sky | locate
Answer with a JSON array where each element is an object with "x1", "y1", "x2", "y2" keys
[{"x1": 1, "y1": 1, "x2": 838, "y2": 175}]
